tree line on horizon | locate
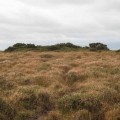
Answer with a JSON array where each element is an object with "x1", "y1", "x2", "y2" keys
[{"x1": 4, "y1": 42, "x2": 115, "y2": 52}]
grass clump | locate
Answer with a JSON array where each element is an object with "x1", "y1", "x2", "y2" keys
[
  {"x1": 66, "y1": 72, "x2": 78, "y2": 85},
  {"x1": 96, "y1": 67, "x2": 120, "y2": 75},
  {"x1": 58, "y1": 93, "x2": 102, "y2": 113},
  {"x1": 100, "y1": 88, "x2": 120, "y2": 104},
  {"x1": 73, "y1": 109, "x2": 91, "y2": 120},
  {"x1": 15, "y1": 89, "x2": 52, "y2": 114},
  {"x1": 105, "y1": 108, "x2": 120, "y2": 120},
  {"x1": 66, "y1": 72, "x2": 88, "y2": 85},
  {"x1": 15, "y1": 110, "x2": 35, "y2": 120},
  {"x1": 0, "y1": 77, "x2": 15, "y2": 90},
  {"x1": 40, "y1": 54, "x2": 54, "y2": 58},
  {"x1": 18, "y1": 92, "x2": 38, "y2": 110},
  {"x1": 58, "y1": 93, "x2": 104, "y2": 120},
  {"x1": 46, "y1": 111, "x2": 61, "y2": 120},
  {"x1": 0, "y1": 98, "x2": 16, "y2": 120},
  {"x1": 38, "y1": 63, "x2": 51, "y2": 71}
]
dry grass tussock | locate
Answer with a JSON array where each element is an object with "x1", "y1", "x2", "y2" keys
[{"x1": 0, "y1": 51, "x2": 120, "y2": 120}]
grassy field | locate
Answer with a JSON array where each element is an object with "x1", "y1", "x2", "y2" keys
[{"x1": 0, "y1": 51, "x2": 120, "y2": 120}]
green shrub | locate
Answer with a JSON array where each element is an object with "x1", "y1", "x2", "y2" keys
[
  {"x1": 4, "y1": 42, "x2": 82, "y2": 52},
  {"x1": 58, "y1": 93, "x2": 102, "y2": 113},
  {"x1": 58, "y1": 93, "x2": 104, "y2": 120},
  {"x1": 89, "y1": 43, "x2": 109, "y2": 51},
  {"x1": 4, "y1": 47, "x2": 15, "y2": 52},
  {"x1": 116, "y1": 49, "x2": 120, "y2": 52}
]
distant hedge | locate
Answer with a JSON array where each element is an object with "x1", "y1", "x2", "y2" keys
[
  {"x1": 4, "y1": 43, "x2": 82, "y2": 52},
  {"x1": 89, "y1": 43, "x2": 109, "y2": 51},
  {"x1": 4, "y1": 42, "x2": 110, "y2": 52}
]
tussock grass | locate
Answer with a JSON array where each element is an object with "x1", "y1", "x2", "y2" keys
[
  {"x1": 0, "y1": 98, "x2": 16, "y2": 120},
  {"x1": 0, "y1": 51, "x2": 119, "y2": 119},
  {"x1": 73, "y1": 109, "x2": 91, "y2": 120}
]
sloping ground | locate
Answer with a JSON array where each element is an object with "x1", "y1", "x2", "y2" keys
[{"x1": 0, "y1": 51, "x2": 120, "y2": 120}]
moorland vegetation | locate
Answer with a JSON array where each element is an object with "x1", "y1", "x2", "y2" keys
[{"x1": 0, "y1": 42, "x2": 119, "y2": 120}]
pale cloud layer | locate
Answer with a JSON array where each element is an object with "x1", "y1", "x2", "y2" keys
[{"x1": 0, "y1": 0, "x2": 120, "y2": 50}]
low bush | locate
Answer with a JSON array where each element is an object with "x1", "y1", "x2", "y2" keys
[
  {"x1": 58, "y1": 93, "x2": 102, "y2": 113},
  {"x1": 5, "y1": 42, "x2": 82, "y2": 52},
  {"x1": 58, "y1": 93, "x2": 104, "y2": 120},
  {"x1": 89, "y1": 43, "x2": 109, "y2": 51}
]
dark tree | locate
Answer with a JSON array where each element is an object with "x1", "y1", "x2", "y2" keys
[
  {"x1": 89, "y1": 43, "x2": 109, "y2": 51},
  {"x1": 13, "y1": 43, "x2": 27, "y2": 48},
  {"x1": 5, "y1": 47, "x2": 15, "y2": 52}
]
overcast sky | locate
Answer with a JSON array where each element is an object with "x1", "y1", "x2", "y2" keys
[{"x1": 0, "y1": 0, "x2": 120, "y2": 50}]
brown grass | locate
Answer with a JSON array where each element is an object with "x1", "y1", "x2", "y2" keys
[{"x1": 0, "y1": 51, "x2": 120, "y2": 120}]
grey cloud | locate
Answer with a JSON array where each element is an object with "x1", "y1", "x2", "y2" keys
[
  {"x1": 18, "y1": 0, "x2": 95, "y2": 5},
  {"x1": 0, "y1": 0, "x2": 120, "y2": 50},
  {"x1": 46, "y1": 0, "x2": 96, "y2": 5}
]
